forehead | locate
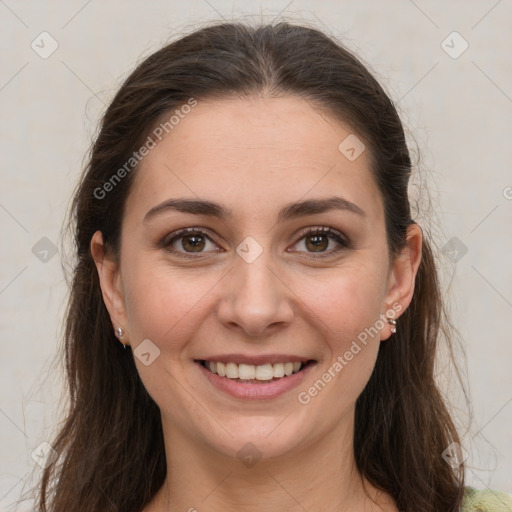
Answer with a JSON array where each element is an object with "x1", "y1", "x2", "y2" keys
[{"x1": 126, "y1": 95, "x2": 383, "y2": 223}]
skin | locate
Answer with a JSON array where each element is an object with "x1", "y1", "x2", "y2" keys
[{"x1": 91, "y1": 95, "x2": 422, "y2": 512}]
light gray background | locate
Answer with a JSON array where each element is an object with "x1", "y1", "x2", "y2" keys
[{"x1": 1, "y1": 1, "x2": 511, "y2": 510}]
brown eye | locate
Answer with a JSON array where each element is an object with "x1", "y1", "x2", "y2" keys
[
  {"x1": 291, "y1": 227, "x2": 349, "y2": 256},
  {"x1": 163, "y1": 227, "x2": 221, "y2": 257},
  {"x1": 305, "y1": 233, "x2": 329, "y2": 252},
  {"x1": 180, "y1": 233, "x2": 206, "y2": 252}
]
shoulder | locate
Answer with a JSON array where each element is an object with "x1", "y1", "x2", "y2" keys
[{"x1": 461, "y1": 486, "x2": 512, "y2": 511}]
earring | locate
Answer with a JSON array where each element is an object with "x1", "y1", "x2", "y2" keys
[
  {"x1": 388, "y1": 318, "x2": 397, "y2": 334},
  {"x1": 116, "y1": 327, "x2": 128, "y2": 349}
]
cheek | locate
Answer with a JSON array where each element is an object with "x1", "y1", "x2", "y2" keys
[
  {"x1": 122, "y1": 258, "x2": 215, "y2": 348},
  {"x1": 121, "y1": 260, "x2": 217, "y2": 412},
  {"x1": 294, "y1": 269, "x2": 384, "y2": 417},
  {"x1": 297, "y1": 259, "x2": 386, "y2": 340}
]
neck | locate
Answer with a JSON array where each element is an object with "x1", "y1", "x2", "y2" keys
[{"x1": 146, "y1": 411, "x2": 396, "y2": 512}]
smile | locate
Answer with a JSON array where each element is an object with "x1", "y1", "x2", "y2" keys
[
  {"x1": 200, "y1": 360, "x2": 307, "y2": 382},
  {"x1": 196, "y1": 359, "x2": 317, "y2": 399}
]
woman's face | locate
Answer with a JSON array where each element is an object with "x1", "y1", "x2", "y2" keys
[{"x1": 93, "y1": 95, "x2": 420, "y2": 461}]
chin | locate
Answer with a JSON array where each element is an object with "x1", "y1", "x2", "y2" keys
[{"x1": 200, "y1": 416, "x2": 312, "y2": 462}]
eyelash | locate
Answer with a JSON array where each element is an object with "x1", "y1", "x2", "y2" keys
[{"x1": 161, "y1": 226, "x2": 349, "y2": 259}]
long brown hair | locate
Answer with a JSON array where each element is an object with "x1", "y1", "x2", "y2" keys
[{"x1": 34, "y1": 20, "x2": 468, "y2": 512}]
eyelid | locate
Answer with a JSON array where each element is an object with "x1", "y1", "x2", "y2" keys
[{"x1": 293, "y1": 225, "x2": 348, "y2": 246}]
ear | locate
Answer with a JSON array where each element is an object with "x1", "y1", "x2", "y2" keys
[
  {"x1": 381, "y1": 223, "x2": 423, "y2": 340},
  {"x1": 90, "y1": 231, "x2": 129, "y2": 340}
]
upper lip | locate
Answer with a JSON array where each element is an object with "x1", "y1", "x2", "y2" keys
[{"x1": 196, "y1": 354, "x2": 315, "y2": 366}]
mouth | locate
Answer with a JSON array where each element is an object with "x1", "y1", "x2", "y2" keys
[
  {"x1": 198, "y1": 359, "x2": 314, "y2": 382},
  {"x1": 194, "y1": 358, "x2": 317, "y2": 399}
]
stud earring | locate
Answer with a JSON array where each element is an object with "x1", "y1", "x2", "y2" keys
[
  {"x1": 115, "y1": 327, "x2": 128, "y2": 349},
  {"x1": 388, "y1": 318, "x2": 397, "y2": 334}
]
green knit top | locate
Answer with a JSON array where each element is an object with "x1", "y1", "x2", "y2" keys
[{"x1": 461, "y1": 487, "x2": 512, "y2": 511}]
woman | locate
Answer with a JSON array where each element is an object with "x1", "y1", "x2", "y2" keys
[{"x1": 35, "y1": 20, "x2": 512, "y2": 512}]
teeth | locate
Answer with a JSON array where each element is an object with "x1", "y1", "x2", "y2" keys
[
  {"x1": 273, "y1": 363, "x2": 285, "y2": 378},
  {"x1": 239, "y1": 364, "x2": 255, "y2": 380},
  {"x1": 255, "y1": 364, "x2": 274, "y2": 380},
  {"x1": 203, "y1": 360, "x2": 305, "y2": 381},
  {"x1": 225, "y1": 363, "x2": 238, "y2": 379}
]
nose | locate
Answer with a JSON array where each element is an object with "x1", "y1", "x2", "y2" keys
[{"x1": 216, "y1": 245, "x2": 294, "y2": 338}]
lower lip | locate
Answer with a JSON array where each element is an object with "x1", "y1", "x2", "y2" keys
[{"x1": 196, "y1": 361, "x2": 316, "y2": 400}]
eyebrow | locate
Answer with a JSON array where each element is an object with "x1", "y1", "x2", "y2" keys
[{"x1": 143, "y1": 196, "x2": 366, "y2": 224}]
